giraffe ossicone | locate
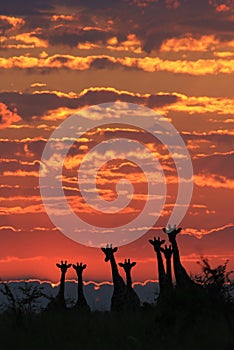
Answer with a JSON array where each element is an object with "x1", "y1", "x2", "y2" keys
[
  {"x1": 101, "y1": 246, "x2": 140, "y2": 311},
  {"x1": 165, "y1": 224, "x2": 177, "y2": 234}
]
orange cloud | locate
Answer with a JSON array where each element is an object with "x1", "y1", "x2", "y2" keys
[
  {"x1": 79, "y1": 86, "x2": 145, "y2": 98},
  {"x1": 130, "y1": 56, "x2": 234, "y2": 75},
  {"x1": 33, "y1": 89, "x2": 77, "y2": 98},
  {"x1": 0, "y1": 35, "x2": 7, "y2": 44},
  {"x1": 51, "y1": 15, "x2": 74, "y2": 21},
  {"x1": 41, "y1": 107, "x2": 77, "y2": 121},
  {"x1": 83, "y1": 26, "x2": 108, "y2": 32},
  {"x1": 159, "y1": 93, "x2": 234, "y2": 115},
  {"x1": 161, "y1": 33, "x2": 234, "y2": 53},
  {"x1": 77, "y1": 34, "x2": 143, "y2": 53},
  {"x1": 0, "y1": 195, "x2": 40, "y2": 204},
  {"x1": 77, "y1": 42, "x2": 100, "y2": 50},
  {"x1": 160, "y1": 34, "x2": 219, "y2": 52},
  {"x1": 0, "y1": 226, "x2": 22, "y2": 232},
  {"x1": 193, "y1": 150, "x2": 234, "y2": 159},
  {"x1": 30, "y1": 82, "x2": 47, "y2": 88},
  {"x1": 183, "y1": 223, "x2": 234, "y2": 238},
  {"x1": 0, "y1": 54, "x2": 234, "y2": 76},
  {"x1": 0, "y1": 15, "x2": 25, "y2": 30},
  {"x1": 30, "y1": 86, "x2": 234, "y2": 117},
  {"x1": 0, "y1": 103, "x2": 21, "y2": 129},
  {"x1": 213, "y1": 51, "x2": 234, "y2": 58},
  {"x1": 3, "y1": 170, "x2": 39, "y2": 177},
  {"x1": 106, "y1": 34, "x2": 142, "y2": 53},
  {"x1": 194, "y1": 174, "x2": 234, "y2": 189},
  {"x1": 9, "y1": 32, "x2": 48, "y2": 48},
  {"x1": 0, "y1": 158, "x2": 38, "y2": 166},
  {"x1": 0, "y1": 203, "x2": 44, "y2": 215},
  {"x1": 215, "y1": 3, "x2": 230, "y2": 12}
]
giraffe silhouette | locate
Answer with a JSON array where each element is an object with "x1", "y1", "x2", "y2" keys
[
  {"x1": 149, "y1": 237, "x2": 172, "y2": 301},
  {"x1": 119, "y1": 258, "x2": 136, "y2": 288},
  {"x1": 163, "y1": 225, "x2": 197, "y2": 289},
  {"x1": 101, "y1": 245, "x2": 140, "y2": 311},
  {"x1": 160, "y1": 244, "x2": 173, "y2": 289},
  {"x1": 47, "y1": 260, "x2": 71, "y2": 310},
  {"x1": 72, "y1": 262, "x2": 90, "y2": 312},
  {"x1": 118, "y1": 258, "x2": 141, "y2": 306}
]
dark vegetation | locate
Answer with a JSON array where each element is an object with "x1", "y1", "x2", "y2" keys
[{"x1": 0, "y1": 258, "x2": 234, "y2": 350}]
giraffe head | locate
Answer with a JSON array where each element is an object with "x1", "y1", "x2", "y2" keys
[
  {"x1": 101, "y1": 244, "x2": 118, "y2": 262},
  {"x1": 160, "y1": 244, "x2": 173, "y2": 259},
  {"x1": 149, "y1": 237, "x2": 166, "y2": 252},
  {"x1": 163, "y1": 224, "x2": 182, "y2": 242},
  {"x1": 72, "y1": 262, "x2": 87, "y2": 275},
  {"x1": 118, "y1": 258, "x2": 136, "y2": 273},
  {"x1": 56, "y1": 260, "x2": 72, "y2": 273}
]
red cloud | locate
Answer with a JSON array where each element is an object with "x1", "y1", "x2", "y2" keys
[{"x1": 0, "y1": 103, "x2": 21, "y2": 129}]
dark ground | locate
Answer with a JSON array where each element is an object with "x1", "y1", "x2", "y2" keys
[{"x1": 1, "y1": 292, "x2": 234, "y2": 350}]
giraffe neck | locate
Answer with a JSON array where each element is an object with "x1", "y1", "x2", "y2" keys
[
  {"x1": 170, "y1": 237, "x2": 180, "y2": 261},
  {"x1": 155, "y1": 250, "x2": 167, "y2": 290},
  {"x1": 75, "y1": 271, "x2": 90, "y2": 311},
  {"x1": 110, "y1": 256, "x2": 126, "y2": 290},
  {"x1": 58, "y1": 270, "x2": 66, "y2": 299},
  {"x1": 125, "y1": 270, "x2": 132, "y2": 288},
  {"x1": 170, "y1": 237, "x2": 193, "y2": 287},
  {"x1": 170, "y1": 237, "x2": 183, "y2": 272},
  {"x1": 77, "y1": 273, "x2": 85, "y2": 299},
  {"x1": 166, "y1": 257, "x2": 173, "y2": 287}
]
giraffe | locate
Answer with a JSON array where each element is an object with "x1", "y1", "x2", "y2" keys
[
  {"x1": 149, "y1": 237, "x2": 172, "y2": 301},
  {"x1": 72, "y1": 262, "x2": 90, "y2": 312},
  {"x1": 163, "y1": 225, "x2": 197, "y2": 289},
  {"x1": 119, "y1": 258, "x2": 136, "y2": 288},
  {"x1": 160, "y1": 244, "x2": 173, "y2": 289},
  {"x1": 101, "y1": 245, "x2": 140, "y2": 311},
  {"x1": 47, "y1": 260, "x2": 72, "y2": 310},
  {"x1": 118, "y1": 258, "x2": 141, "y2": 306}
]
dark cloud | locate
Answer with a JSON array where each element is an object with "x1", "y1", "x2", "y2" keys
[
  {"x1": 0, "y1": 0, "x2": 53, "y2": 15},
  {"x1": 147, "y1": 94, "x2": 178, "y2": 108},
  {"x1": 0, "y1": 140, "x2": 25, "y2": 158},
  {"x1": 2, "y1": 0, "x2": 233, "y2": 51},
  {"x1": 193, "y1": 153, "x2": 234, "y2": 179},
  {"x1": 133, "y1": 0, "x2": 234, "y2": 51},
  {"x1": 89, "y1": 58, "x2": 128, "y2": 70},
  {"x1": 0, "y1": 159, "x2": 40, "y2": 175},
  {"x1": 0, "y1": 185, "x2": 39, "y2": 199},
  {"x1": 0, "y1": 89, "x2": 180, "y2": 120},
  {"x1": 49, "y1": 56, "x2": 71, "y2": 64},
  {"x1": 0, "y1": 92, "x2": 79, "y2": 119},
  {"x1": 45, "y1": 27, "x2": 113, "y2": 47},
  {"x1": 0, "y1": 18, "x2": 12, "y2": 34},
  {"x1": 183, "y1": 133, "x2": 234, "y2": 149},
  {"x1": 21, "y1": 15, "x2": 52, "y2": 32},
  {"x1": 182, "y1": 225, "x2": 234, "y2": 256}
]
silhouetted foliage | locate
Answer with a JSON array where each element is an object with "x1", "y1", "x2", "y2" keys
[
  {"x1": 0, "y1": 281, "x2": 46, "y2": 314},
  {"x1": 0, "y1": 302, "x2": 233, "y2": 350},
  {"x1": 193, "y1": 257, "x2": 234, "y2": 301}
]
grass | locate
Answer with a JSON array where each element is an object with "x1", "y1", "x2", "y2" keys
[{"x1": 0, "y1": 294, "x2": 234, "y2": 350}]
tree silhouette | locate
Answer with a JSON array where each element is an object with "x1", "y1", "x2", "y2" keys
[
  {"x1": 193, "y1": 257, "x2": 234, "y2": 301},
  {"x1": 0, "y1": 281, "x2": 45, "y2": 314}
]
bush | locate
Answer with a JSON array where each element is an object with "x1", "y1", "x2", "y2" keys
[{"x1": 193, "y1": 257, "x2": 234, "y2": 302}]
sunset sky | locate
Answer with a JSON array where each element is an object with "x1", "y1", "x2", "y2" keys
[{"x1": 0, "y1": 0, "x2": 233, "y2": 284}]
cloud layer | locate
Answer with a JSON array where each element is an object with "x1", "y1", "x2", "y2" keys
[{"x1": 0, "y1": 0, "x2": 233, "y2": 281}]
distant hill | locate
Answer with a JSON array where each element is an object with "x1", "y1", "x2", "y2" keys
[{"x1": 0, "y1": 280, "x2": 158, "y2": 312}]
